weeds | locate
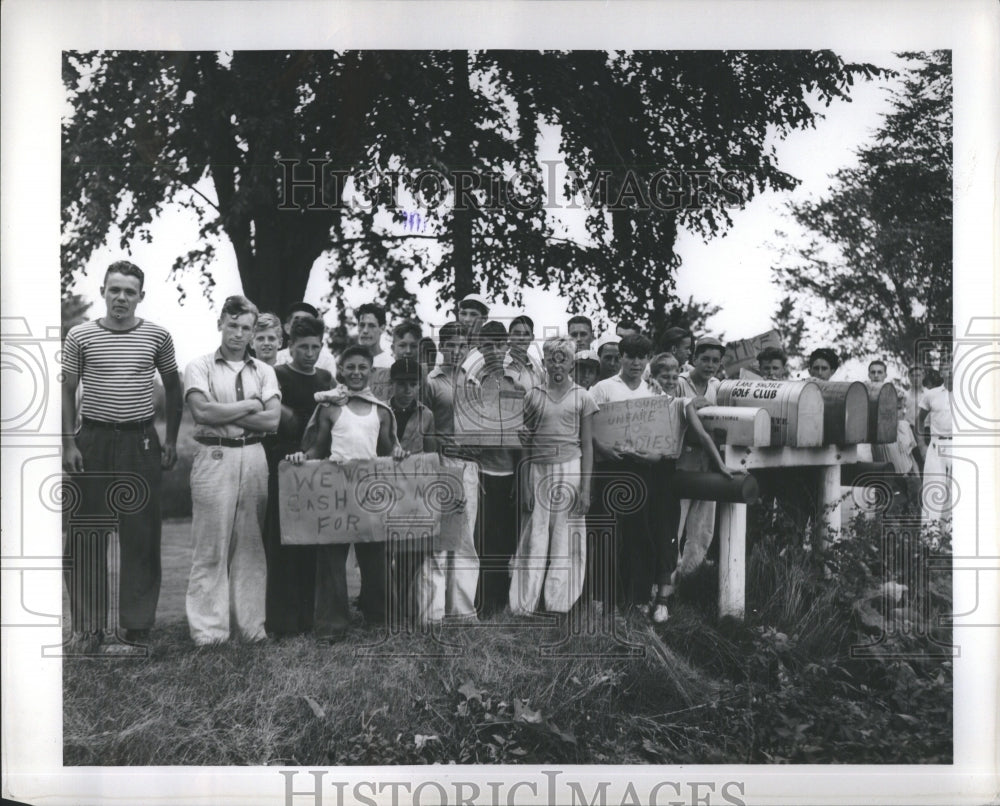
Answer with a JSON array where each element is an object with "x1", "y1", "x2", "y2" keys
[{"x1": 64, "y1": 513, "x2": 952, "y2": 765}]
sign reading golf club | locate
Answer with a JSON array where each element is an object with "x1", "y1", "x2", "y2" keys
[
  {"x1": 278, "y1": 453, "x2": 467, "y2": 549},
  {"x1": 592, "y1": 395, "x2": 686, "y2": 459}
]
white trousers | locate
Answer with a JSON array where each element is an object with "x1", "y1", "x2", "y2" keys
[
  {"x1": 921, "y1": 437, "x2": 953, "y2": 530},
  {"x1": 674, "y1": 446, "x2": 716, "y2": 582},
  {"x1": 508, "y1": 459, "x2": 585, "y2": 614},
  {"x1": 415, "y1": 458, "x2": 480, "y2": 623},
  {"x1": 186, "y1": 443, "x2": 268, "y2": 644}
]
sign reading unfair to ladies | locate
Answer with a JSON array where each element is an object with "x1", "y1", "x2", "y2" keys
[
  {"x1": 592, "y1": 396, "x2": 686, "y2": 459},
  {"x1": 278, "y1": 453, "x2": 468, "y2": 550}
]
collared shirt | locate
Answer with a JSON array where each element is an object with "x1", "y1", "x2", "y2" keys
[
  {"x1": 590, "y1": 373, "x2": 661, "y2": 406},
  {"x1": 678, "y1": 372, "x2": 720, "y2": 405},
  {"x1": 423, "y1": 365, "x2": 467, "y2": 437},
  {"x1": 391, "y1": 399, "x2": 436, "y2": 454},
  {"x1": 465, "y1": 364, "x2": 521, "y2": 475},
  {"x1": 276, "y1": 345, "x2": 339, "y2": 376},
  {"x1": 918, "y1": 385, "x2": 952, "y2": 438},
  {"x1": 63, "y1": 318, "x2": 177, "y2": 422},
  {"x1": 184, "y1": 348, "x2": 281, "y2": 438},
  {"x1": 391, "y1": 398, "x2": 418, "y2": 443},
  {"x1": 504, "y1": 351, "x2": 546, "y2": 391}
]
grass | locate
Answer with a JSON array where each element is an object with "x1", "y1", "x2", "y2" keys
[
  {"x1": 69, "y1": 405, "x2": 953, "y2": 765},
  {"x1": 64, "y1": 513, "x2": 953, "y2": 766}
]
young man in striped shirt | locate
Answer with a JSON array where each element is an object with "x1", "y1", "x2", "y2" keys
[{"x1": 61, "y1": 260, "x2": 182, "y2": 648}]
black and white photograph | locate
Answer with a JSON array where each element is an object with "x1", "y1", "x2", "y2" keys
[{"x1": 2, "y1": 2, "x2": 998, "y2": 805}]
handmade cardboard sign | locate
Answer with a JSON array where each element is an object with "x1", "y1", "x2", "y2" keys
[
  {"x1": 723, "y1": 329, "x2": 784, "y2": 373},
  {"x1": 278, "y1": 452, "x2": 468, "y2": 549},
  {"x1": 592, "y1": 395, "x2": 686, "y2": 459},
  {"x1": 453, "y1": 382, "x2": 525, "y2": 446}
]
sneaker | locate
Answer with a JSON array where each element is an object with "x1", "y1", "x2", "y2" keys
[{"x1": 651, "y1": 602, "x2": 669, "y2": 623}]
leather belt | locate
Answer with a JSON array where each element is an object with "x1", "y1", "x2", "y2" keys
[
  {"x1": 82, "y1": 417, "x2": 153, "y2": 431},
  {"x1": 195, "y1": 435, "x2": 265, "y2": 448}
]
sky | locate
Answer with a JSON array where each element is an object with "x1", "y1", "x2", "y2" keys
[{"x1": 68, "y1": 51, "x2": 907, "y2": 372}]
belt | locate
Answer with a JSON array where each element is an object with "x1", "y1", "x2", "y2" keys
[
  {"x1": 82, "y1": 417, "x2": 153, "y2": 431},
  {"x1": 195, "y1": 435, "x2": 265, "y2": 448},
  {"x1": 932, "y1": 435, "x2": 952, "y2": 440}
]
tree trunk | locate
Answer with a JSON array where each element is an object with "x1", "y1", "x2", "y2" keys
[{"x1": 450, "y1": 50, "x2": 475, "y2": 305}]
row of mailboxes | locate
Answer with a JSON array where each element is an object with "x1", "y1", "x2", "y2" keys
[
  {"x1": 708, "y1": 379, "x2": 898, "y2": 448},
  {"x1": 451, "y1": 378, "x2": 898, "y2": 450}
]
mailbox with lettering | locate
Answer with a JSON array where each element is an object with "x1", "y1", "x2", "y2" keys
[{"x1": 717, "y1": 379, "x2": 825, "y2": 447}]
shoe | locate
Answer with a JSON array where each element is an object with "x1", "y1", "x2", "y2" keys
[
  {"x1": 651, "y1": 600, "x2": 669, "y2": 624},
  {"x1": 124, "y1": 629, "x2": 150, "y2": 644},
  {"x1": 320, "y1": 630, "x2": 347, "y2": 645}
]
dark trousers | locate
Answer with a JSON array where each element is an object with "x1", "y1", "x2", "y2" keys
[
  {"x1": 64, "y1": 422, "x2": 162, "y2": 632},
  {"x1": 586, "y1": 459, "x2": 661, "y2": 608},
  {"x1": 264, "y1": 468, "x2": 316, "y2": 635},
  {"x1": 475, "y1": 472, "x2": 518, "y2": 616},
  {"x1": 651, "y1": 460, "x2": 680, "y2": 588},
  {"x1": 314, "y1": 542, "x2": 387, "y2": 637}
]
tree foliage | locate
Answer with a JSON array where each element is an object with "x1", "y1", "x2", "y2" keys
[
  {"x1": 63, "y1": 50, "x2": 885, "y2": 322},
  {"x1": 775, "y1": 51, "x2": 951, "y2": 367}
]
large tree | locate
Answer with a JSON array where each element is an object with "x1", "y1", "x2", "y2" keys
[
  {"x1": 63, "y1": 50, "x2": 884, "y2": 322},
  {"x1": 775, "y1": 51, "x2": 952, "y2": 367}
]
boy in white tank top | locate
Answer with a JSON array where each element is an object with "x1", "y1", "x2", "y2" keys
[{"x1": 288, "y1": 344, "x2": 401, "y2": 643}]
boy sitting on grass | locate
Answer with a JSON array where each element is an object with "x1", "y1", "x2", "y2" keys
[
  {"x1": 288, "y1": 345, "x2": 404, "y2": 644},
  {"x1": 509, "y1": 336, "x2": 597, "y2": 615}
]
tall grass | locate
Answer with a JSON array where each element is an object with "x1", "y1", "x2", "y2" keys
[{"x1": 64, "y1": 513, "x2": 952, "y2": 765}]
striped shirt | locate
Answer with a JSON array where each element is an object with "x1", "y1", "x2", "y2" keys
[{"x1": 63, "y1": 319, "x2": 178, "y2": 422}]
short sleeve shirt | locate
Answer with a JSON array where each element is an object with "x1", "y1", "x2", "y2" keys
[
  {"x1": 918, "y1": 385, "x2": 952, "y2": 438},
  {"x1": 63, "y1": 319, "x2": 177, "y2": 422},
  {"x1": 524, "y1": 383, "x2": 598, "y2": 464},
  {"x1": 678, "y1": 373, "x2": 720, "y2": 404},
  {"x1": 590, "y1": 374, "x2": 661, "y2": 406},
  {"x1": 184, "y1": 349, "x2": 281, "y2": 438}
]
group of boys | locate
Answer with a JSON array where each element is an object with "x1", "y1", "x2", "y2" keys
[{"x1": 61, "y1": 261, "x2": 949, "y2": 650}]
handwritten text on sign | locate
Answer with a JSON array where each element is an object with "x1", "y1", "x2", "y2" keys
[
  {"x1": 592, "y1": 396, "x2": 686, "y2": 459},
  {"x1": 278, "y1": 453, "x2": 467, "y2": 549},
  {"x1": 723, "y1": 329, "x2": 783, "y2": 373},
  {"x1": 453, "y1": 384, "x2": 525, "y2": 446}
]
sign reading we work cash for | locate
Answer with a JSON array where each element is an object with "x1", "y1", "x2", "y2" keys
[
  {"x1": 592, "y1": 396, "x2": 686, "y2": 459},
  {"x1": 278, "y1": 452, "x2": 468, "y2": 550}
]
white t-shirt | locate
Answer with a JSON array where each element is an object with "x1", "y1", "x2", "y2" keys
[
  {"x1": 371, "y1": 349, "x2": 394, "y2": 369},
  {"x1": 918, "y1": 385, "x2": 952, "y2": 438},
  {"x1": 590, "y1": 373, "x2": 660, "y2": 406}
]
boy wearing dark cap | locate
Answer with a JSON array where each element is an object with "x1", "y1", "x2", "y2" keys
[{"x1": 389, "y1": 358, "x2": 437, "y2": 454}]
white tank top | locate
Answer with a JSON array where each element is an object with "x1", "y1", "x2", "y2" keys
[{"x1": 328, "y1": 403, "x2": 380, "y2": 462}]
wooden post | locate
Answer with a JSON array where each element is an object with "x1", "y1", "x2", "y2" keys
[
  {"x1": 818, "y1": 463, "x2": 842, "y2": 549},
  {"x1": 717, "y1": 502, "x2": 747, "y2": 620}
]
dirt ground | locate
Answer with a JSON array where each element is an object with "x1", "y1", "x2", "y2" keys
[{"x1": 63, "y1": 518, "x2": 362, "y2": 629}]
